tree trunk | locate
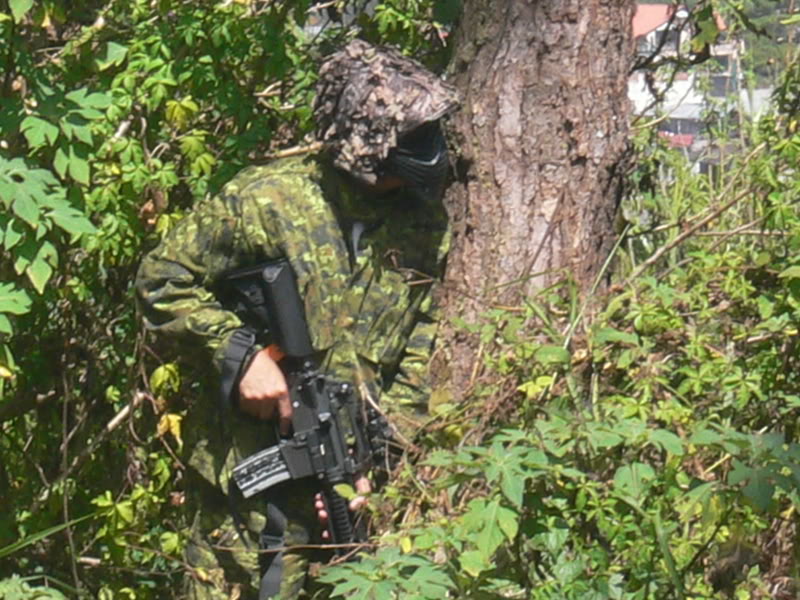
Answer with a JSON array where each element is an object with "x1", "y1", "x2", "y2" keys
[{"x1": 438, "y1": 0, "x2": 635, "y2": 393}]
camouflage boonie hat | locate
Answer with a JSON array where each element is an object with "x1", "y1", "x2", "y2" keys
[{"x1": 314, "y1": 39, "x2": 459, "y2": 185}]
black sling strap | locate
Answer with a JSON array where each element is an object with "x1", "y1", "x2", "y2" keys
[
  {"x1": 219, "y1": 328, "x2": 257, "y2": 411},
  {"x1": 217, "y1": 328, "x2": 258, "y2": 552},
  {"x1": 217, "y1": 327, "x2": 288, "y2": 597},
  {"x1": 259, "y1": 502, "x2": 288, "y2": 599}
]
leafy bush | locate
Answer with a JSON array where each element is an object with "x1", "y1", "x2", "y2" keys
[
  {"x1": 3, "y1": 0, "x2": 800, "y2": 598},
  {"x1": 0, "y1": 0, "x2": 450, "y2": 596},
  {"x1": 320, "y1": 56, "x2": 800, "y2": 599},
  {"x1": 0, "y1": 575, "x2": 68, "y2": 600}
]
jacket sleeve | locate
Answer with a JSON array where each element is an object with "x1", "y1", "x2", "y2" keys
[{"x1": 134, "y1": 193, "x2": 270, "y2": 376}]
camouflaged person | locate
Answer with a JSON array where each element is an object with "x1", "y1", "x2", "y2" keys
[{"x1": 135, "y1": 39, "x2": 458, "y2": 599}]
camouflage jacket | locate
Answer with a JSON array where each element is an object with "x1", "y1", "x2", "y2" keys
[{"x1": 135, "y1": 153, "x2": 448, "y2": 416}]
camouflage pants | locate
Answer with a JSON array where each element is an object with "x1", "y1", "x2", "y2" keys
[
  {"x1": 179, "y1": 390, "x2": 337, "y2": 600},
  {"x1": 182, "y1": 472, "x2": 330, "y2": 600}
]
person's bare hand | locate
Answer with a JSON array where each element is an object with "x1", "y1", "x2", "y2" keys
[
  {"x1": 237, "y1": 348, "x2": 292, "y2": 434},
  {"x1": 315, "y1": 476, "x2": 371, "y2": 540}
]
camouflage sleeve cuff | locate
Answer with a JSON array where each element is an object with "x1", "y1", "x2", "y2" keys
[{"x1": 215, "y1": 328, "x2": 261, "y2": 409}]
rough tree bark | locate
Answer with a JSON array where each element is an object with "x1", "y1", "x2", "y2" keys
[{"x1": 437, "y1": 0, "x2": 635, "y2": 394}]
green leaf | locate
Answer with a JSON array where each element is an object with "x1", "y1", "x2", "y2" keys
[
  {"x1": 330, "y1": 578, "x2": 366, "y2": 598},
  {"x1": 333, "y1": 483, "x2": 357, "y2": 501},
  {"x1": 159, "y1": 531, "x2": 180, "y2": 555},
  {"x1": 534, "y1": 345, "x2": 571, "y2": 365},
  {"x1": 678, "y1": 482, "x2": 715, "y2": 522},
  {"x1": 586, "y1": 424, "x2": 624, "y2": 449},
  {"x1": 62, "y1": 112, "x2": 92, "y2": 146},
  {"x1": 500, "y1": 474, "x2": 524, "y2": 509},
  {"x1": 594, "y1": 327, "x2": 639, "y2": 346},
  {"x1": 650, "y1": 429, "x2": 684, "y2": 456},
  {"x1": 27, "y1": 240, "x2": 58, "y2": 294},
  {"x1": 115, "y1": 501, "x2": 135, "y2": 524},
  {"x1": 46, "y1": 201, "x2": 96, "y2": 237},
  {"x1": 53, "y1": 147, "x2": 69, "y2": 179},
  {"x1": 613, "y1": 462, "x2": 656, "y2": 500},
  {"x1": 0, "y1": 180, "x2": 15, "y2": 207},
  {"x1": 9, "y1": 0, "x2": 33, "y2": 22},
  {"x1": 468, "y1": 499, "x2": 514, "y2": 557},
  {"x1": 192, "y1": 152, "x2": 216, "y2": 176},
  {"x1": 28, "y1": 257, "x2": 54, "y2": 293},
  {"x1": 496, "y1": 504, "x2": 519, "y2": 543},
  {"x1": 779, "y1": 266, "x2": 800, "y2": 280},
  {"x1": 0, "y1": 283, "x2": 31, "y2": 316},
  {"x1": 180, "y1": 133, "x2": 206, "y2": 159},
  {"x1": 96, "y1": 42, "x2": 128, "y2": 71},
  {"x1": 0, "y1": 314, "x2": 12, "y2": 334},
  {"x1": 64, "y1": 88, "x2": 88, "y2": 105},
  {"x1": 74, "y1": 107, "x2": 104, "y2": 120},
  {"x1": 166, "y1": 97, "x2": 199, "y2": 130},
  {"x1": 460, "y1": 550, "x2": 491, "y2": 577},
  {"x1": 92, "y1": 490, "x2": 114, "y2": 509},
  {"x1": 691, "y1": 5, "x2": 720, "y2": 52},
  {"x1": 21, "y1": 116, "x2": 59, "y2": 148},
  {"x1": 71, "y1": 120, "x2": 93, "y2": 145},
  {"x1": 83, "y1": 92, "x2": 112, "y2": 109},
  {"x1": 742, "y1": 471, "x2": 775, "y2": 512},
  {"x1": 150, "y1": 362, "x2": 181, "y2": 397},
  {"x1": 23, "y1": 164, "x2": 59, "y2": 188},
  {"x1": 68, "y1": 146, "x2": 91, "y2": 185},
  {"x1": 0, "y1": 513, "x2": 95, "y2": 559},
  {"x1": 13, "y1": 237, "x2": 37, "y2": 275},
  {"x1": 727, "y1": 459, "x2": 752, "y2": 486},
  {"x1": 689, "y1": 427, "x2": 723, "y2": 446},
  {"x1": 517, "y1": 375, "x2": 553, "y2": 399},
  {"x1": 12, "y1": 192, "x2": 39, "y2": 228}
]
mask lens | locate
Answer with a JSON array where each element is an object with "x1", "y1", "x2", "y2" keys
[{"x1": 384, "y1": 122, "x2": 449, "y2": 200}]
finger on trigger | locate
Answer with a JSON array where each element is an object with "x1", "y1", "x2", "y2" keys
[
  {"x1": 278, "y1": 391, "x2": 292, "y2": 435},
  {"x1": 349, "y1": 496, "x2": 366, "y2": 512},
  {"x1": 355, "y1": 477, "x2": 371, "y2": 495}
]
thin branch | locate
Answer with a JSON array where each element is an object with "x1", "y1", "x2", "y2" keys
[
  {"x1": 61, "y1": 370, "x2": 82, "y2": 592},
  {"x1": 1, "y1": 14, "x2": 19, "y2": 99},
  {"x1": 254, "y1": 81, "x2": 282, "y2": 97},
  {"x1": 694, "y1": 228, "x2": 786, "y2": 237},
  {"x1": 32, "y1": 392, "x2": 146, "y2": 513},
  {"x1": 681, "y1": 504, "x2": 735, "y2": 577},
  {"x1": 625, "y1": 187, "x2": 751, "y2": 285},
  {"x1": 625, "y1": 142, "x2": 767, "y2": 285},
  {"x1": 264, "y1": 142, "x2": 323, "y2": 159},
  {"x1": 657, "y1": 216, "x2": 765, "y2": 281},
  {"x1": 112, "y1": 119, "x2": 132, "y2": 141}
]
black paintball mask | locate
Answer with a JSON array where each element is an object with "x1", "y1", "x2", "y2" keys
[{"x1": 382, "y1": 121, "x2": 449, "y2": 202}]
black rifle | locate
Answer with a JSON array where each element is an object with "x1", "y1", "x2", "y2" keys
[{"x1": 219, "y1": 259, "x2": 389, "y2": 552}]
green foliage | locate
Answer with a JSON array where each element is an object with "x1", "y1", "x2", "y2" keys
[
  {"x1": 0, "y1": 0, "x2": 445, "y2": 596},
  {"x1": 318, "y1": 547, "x2": 456, "y2": 599},
  {"x1": 3, "y1": 0, "x2": 800, "y2": 597},
  {"x1": 0, "y1": 575, "x2": 67, "y2": 600},
  {"x1": 727, "y1": 0, "x2": 796, "y2": 85},
  {"x1": 0, "y1": 513, "x2": 96, "y2": 561},
  {"x1": 0, "y1": 155, "x2": 94, "y2": 348},
  {"x1": 321, "y1": 54, "x2": 800, "y2": 600}
]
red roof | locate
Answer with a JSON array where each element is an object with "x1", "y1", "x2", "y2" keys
[
  {"x1": 658, "y1": 131, "x2": 694, "y2": 148},
  {"x1": 633, "y1": 4, "x2": 676, "y2": 38}
]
